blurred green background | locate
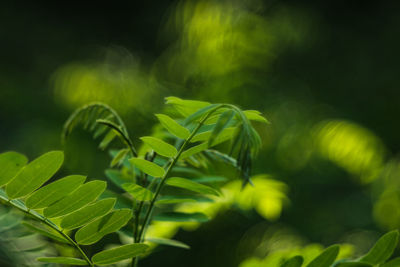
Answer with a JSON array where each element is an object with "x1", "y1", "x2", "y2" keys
[{"x1": 1, "y1": 0, "x2": 400, "y2": 266}]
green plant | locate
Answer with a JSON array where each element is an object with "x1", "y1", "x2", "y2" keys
[
  {"x1": 0, "y1": 97, "x2": 269, "y2": 266},
  {"x1": 240, "y1": 230, "x2": 400, "y2": 267}
]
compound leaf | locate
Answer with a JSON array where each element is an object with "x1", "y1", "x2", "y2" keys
[
  {"x1": 26, "y1": 175, "x2": 86, "y2": 209},
  {"x1": 92, "y1": 243, "x2": 148, "y2": 265},
  {"x1": 6, "y1": 151, "x2": 64, "y2": 199},
  {"x1": 44, "y1": 180, "x2": 106, "y2": 218}
]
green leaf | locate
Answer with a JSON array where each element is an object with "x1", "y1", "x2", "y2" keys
[
  {"x1": 359, "y1": 230, "x2": 399, "y2": 265},
  {"x1": 381, "y1": 257, "x2": 400, "y2": 267},
  {"x1": 122, "y1": 183, "x2": 154, "y2": 201},
  {"x1": 6, "y1": 151, "x2": 64, "y2": 199},
  {"x1": 26, "y1": 175, "x2": 86, "y2": 209},
  {"x1": 281, "y1": 255, "x2": 304, "y2": 267},
  {"x1": 156, "y1": 196, "x2": 198, "y2": 205},
  {"x1": 140, "y1": 136, "x2": 177, "y2": 158},
  {"x1": 0, "y1": 151, "x2": 28, "y2": 187},
  {"x1": 307, "y1": 245, "x2": 340, "y2": 267},
  {"x1": 111, "y1": 148, "x2": 129, "y2": 167},
  {"x1": 44, "y1": 180, "x2": 107, "y2": 218},
  {"x1": 75, "y1": 209, "x2": 132, "y2": 245},
  {"x1": 22, "y1": 221, "x2": 69, "y2": 244},
  {"x1": 37, "y1": 257, "x2": 87, "y2": 265},
  {"x1": 192, "y1": 176, "x2": 228, "y2": 183},
  {"x1": 183, "y1": 104, "x2": 219, "y2": 125},
  {"x1": 334, "y1": 262, "x2": 372, "y2": 267},
  {"x1": 154, "y1": 212, "x2": 209, "y2": 222},
  {"x1": 209, "y1": 110, "x2": 235, "y2": 146},
  {"x1": 243, "y1": 110, "x2": 270, "y2": 124},
  {"x1": 147, "y1": 237, "x2": 190, "y2": 249},
  {"x1": 165, "y1": 96, "x2": 211, "y2": 117},
  {"x1": 156, "y1": 114, "x2": 190, "y2": 139},
  {"x1": 166, "y1": 177, "x2": 220, "y2": 196},
  {"x1": 92, "y1": 243, "x2": 148, "y2": 265},
  {"x1": 129, "y1": 158, "x2": 165, "y2": 177},
  {"x1": 60, "y1": 198, "x2": 116, "y2": 230},
  {"x1": 99, "y1": 130, "x2": 116, "y2": 150},
  {"x1": 180, "y1": 143, "x2": 208, "y2": 159}
]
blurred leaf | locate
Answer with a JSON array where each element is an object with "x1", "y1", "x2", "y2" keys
[
  {"x1": 156, "y1": 196, "x2": 198, "y2": 205},
  {"x1": 154, "y1": 212, "x2": 209, "y2": 222},
  {"x1": 209, "y1": 110, "x2": 235, "y2": 146},
  {"x1": 243, "y1": 110, "x2": 270, "y2": 124},
  {"x1": 140, "y1": 136, "x2": 177, "y2": 158},
  {"x1": 105, "y1": 169, "x2": 131, "y2": 189},
  {"x1": 75, "y1": 209, "x2": 132, "y2": 245},
  {"x1": 22, "y1": 221, "x2": 68, "y2": 244},
  {"x1": 110, "y1": 148, "x2": 129, "y2": 167},
  {"x1": 98, "y1": 130, "x2": 116, "y2": 150},
  {"x1": 147, "y1": 237, "x2": 190, "y2": 249},
  {"x1": 26, "y1": 175, "x2": 86, "y2": 209},
  {"x1": 122, "y1": 183, "x2": 154, "y2": 201},
  {"x1": 156, "y1": 114, "x2": 190, "y2": 139},
  {"x1": 37, "y1": 257, "x2": 87, "y2": 265},
  {"x1": 129, "y1": 158, "x2": 165, "y2": 177},
  {"x1": 0, "y1": 151, "x2": 28, "y2": 187},
  {"x1": 91, "y1": 243, "x2": 148, "y2": 265},
  {"x1": 334, "y1": 262, "x2": 372, "y2": 267},
  {"x1": 166, "y1": 177, "x2": 220, "y2": 196},
  {"x1": 381, "y1": 257, "x2": 400, "y2": 267},
  {"x1": 60, "y1": 198, "x2": 116, "y2": 230},
  {"x1": 180, "y1": 143, "x2": 208, "y2": 159},
  {"x1": 44, "y1": 181, "x2": 107, "y2": 218},
  {"x1": 359, "y1": 230, "x2": 399, "y2": 265},
  {"x1": 281, "y1": 255, "x2": 304, "y2": 267},
  {"x1": 307, "y1": 245, "x2": 339, "y2": 267},
  {"x1": 6, "y1": 151, "x2": 64, "y2": 199}
]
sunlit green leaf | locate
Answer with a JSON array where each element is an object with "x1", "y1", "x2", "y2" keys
[
  {"x1": 165, "y1": 96, "x2": 210, "y2": 118},
  {"x1": 26, "y1": 175, "x2": 86, "y2": 209},
  {"x1": 243, "y1": 110, "x2": 270, "y2": 124},
  {"x1": 359, "y1": 230, "x2": 399, "y2": 265},
  {"x1": 75, "y1": 209, "x2": 132, "y2": 245},
  {"x1": 122, "y1": 183, "x2": 154, "y2": 201},
  {"x1": 44, "y1": 180, "x2": 107, "y2": 218},
  {"x1": 147, "y1": 237, "x2": 190, "y2": 249},
  {"x1": 60, "y1": 198, "x2": 116, "y2": 230},
  {"x1": 156, "y1": 114, "x2": 190, "y2": 139},
  {"x1": 129, "y1": 158, "x2": 165, "y2": 177},
  {"x1": 281, "y1": 255, "x2": 303, "y2": 267},
  {"x1": 6, "y1": 151, "x2": 64, "y2": 199},
  {"x1": 92, "y1": 243, "x2": 148, "y2": 265},
  {"x1": 37, "y1": 257, "x2": 87, "y2": 265},
  {"x1": 307, "y1": 245, "x2": 339, "y2": 267},
  {"x1": 154, "y1": 212, "x2": 209, "y2": 222},
  {"x1": 0, "y1": 151, "x2": 28, "y2": 187},
  {"x1": 166, "y1": 177, "x2": 220, "y2": 196},
  {"x1": 140, "y1": 136, "x2": 177, "y2": 158}
]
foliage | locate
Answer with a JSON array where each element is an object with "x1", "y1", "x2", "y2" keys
[{"x1": 0, "y1": 97, "x2": 269, "y2": 266}]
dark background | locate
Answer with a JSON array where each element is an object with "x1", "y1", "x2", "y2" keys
[{"x1": 1, "y1": 1, "x2": 400, "y2": 266}]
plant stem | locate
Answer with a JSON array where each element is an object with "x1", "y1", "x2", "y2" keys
[
  {"x1": 5, "y1": 200, "x2": 94, "y2": 266},
  {"x1": 137, "y1": 104, "x2": 224, "y2": 243}
]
